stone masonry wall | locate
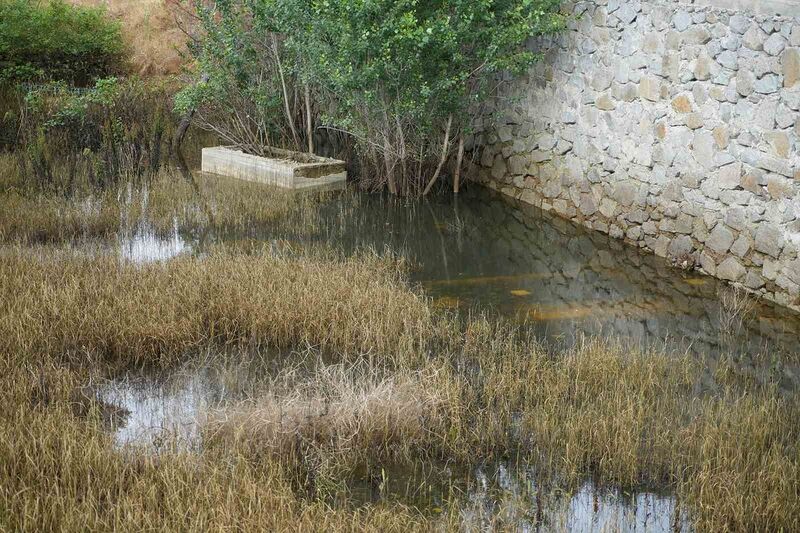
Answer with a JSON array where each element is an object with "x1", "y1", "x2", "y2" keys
[{"x1": 468, "y1": 0, "x2": 800, "y2": 311}]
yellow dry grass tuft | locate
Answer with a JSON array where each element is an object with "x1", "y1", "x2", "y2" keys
[
  {"x1": 206, "y1": 362, "x2": 445, "y2": 472},
  {"x1": 0, "y1": 246, "x2": 432, "y2": 368}
]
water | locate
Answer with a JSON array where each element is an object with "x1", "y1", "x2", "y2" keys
[
  {"x1": 119, "y1": 183, "x2": 800, "y2": 360},
  {"x1": 99, "y1": 180, "x2": 800, "y2": 529},
  {"x1": 96, "y1": 358, "x2": 692, "y2": 531}
]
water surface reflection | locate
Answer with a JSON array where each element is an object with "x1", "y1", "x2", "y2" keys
[{"x1": 125, "y1": 184, "x2": 800, "y2": 361}]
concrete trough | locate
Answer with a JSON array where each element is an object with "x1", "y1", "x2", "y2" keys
[{"x1": 201, "y1": 146, "x2": 347, "y2": 191}]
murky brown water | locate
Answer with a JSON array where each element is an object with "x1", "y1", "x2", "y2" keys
[{"x1": 97, "y1": 179, "x2": 800, "y2": 530}]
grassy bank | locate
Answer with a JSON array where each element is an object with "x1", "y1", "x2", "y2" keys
[{"x1": 1, "y1": 243, "x2": 798, "y2": 531}]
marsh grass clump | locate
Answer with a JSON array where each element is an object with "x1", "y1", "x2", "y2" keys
[
  {"x1": 205, "y1": 362, "x2": 445, "y2": 483},
  {"x1": 0, "y1": 244, "x2": 798, "y2": 531},
  {"x1": 0, "y1": 246, "x2": 432, "y2": 368},
  {"x1": 0, "y1": 363, "x2": 438, "y2": 532},
  {"x1": 0, "y1": 157, "x2": 330, "y2": 242}
]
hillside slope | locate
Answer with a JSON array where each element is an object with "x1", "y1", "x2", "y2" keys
[{"x1": 69, "y1": 0, "x2": 188, "y2": 76}]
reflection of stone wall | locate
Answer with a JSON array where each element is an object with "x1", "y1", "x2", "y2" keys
[
  {"x1": 465, "y1": 191, "x2": 800, "y2": 360},
  {"x1": 468, "y1": 0, "x2": 800, "y2": 311}
]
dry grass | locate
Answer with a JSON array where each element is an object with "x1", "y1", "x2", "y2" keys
[
  {"x1": 0, "y1": 365, "x2": 435, "y2": 532},
  {"x1": 206, "y1": 362, "x2": 445, "y2": 480},
  {"x1": 69, "y1": 0, "x2": 188, "y2": 76},
  {"x1": 0, "y1": 246, "x2": 430, "y2": 368},
  {"x1": 0, "y1": 155, "x2": 326, "y2": 243},
  {"x1": 0, "y1": 197, "x2": 797, "y2": 530}
]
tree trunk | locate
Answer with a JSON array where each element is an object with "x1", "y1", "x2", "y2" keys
[
  {"x1": 273, "y1": 35, "x2": 300, "y2": 150},
  {"x1": 304, "y1": 84, "x2": 314, "y2": 153},
  {"x1": 173, "y1": 73, "x2": 209, "y2": 149},
  {"x1": 453, "y1": 135, "x2": 464, "y2": 193},
  {"x1": 422, "y1": 115, "x2": 452, "y2": 196}
]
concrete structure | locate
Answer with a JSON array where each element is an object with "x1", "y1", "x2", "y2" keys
[
  {"x1": 468, "y1": 0, "x2": 800, "y2": 311},
  {"x1": 202, "y1": 146, "x2": 347, "y2": 191}
]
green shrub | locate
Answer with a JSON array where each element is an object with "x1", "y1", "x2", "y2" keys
[
  {"x1": 284, "y1": 0, "x2": 564, "y2": 194},
  {"x1": 181, "y1": 0, "x2": 563, "y2": 195},
  {"x1": 14, "y1": 77, "x2": 176, "y2": 192},
  {"x1": 0, "y1": 0, "x2": 126, "y2": 85}
]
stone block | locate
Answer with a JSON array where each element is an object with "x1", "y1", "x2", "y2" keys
[
  {"x1": 755, "y1": 223, "x2": 785, "y2": 257},
  {"x1": 707, "y1": 224, "x2": 735, "y2": 254},
  {"x1": 639, "y1": 76, "x2": 662, "y2": 101},
  {"x1": 782, "y1": 48, "x2": 800, "y2": 88},
  {"x1": 718, "y1": 257, "x2": 746, "y2": 281},
  {"x1": 671, "y1": 94, "x2": 693, "y2": 113},
  {"x1": 718, "y1": 162, "x2": 742, "y2": 189},
  {"x1": 201, "y1": 146, "x2": 347, "y2": 191},
  {"x1": 764, "y1": 33, "x2": 787, "y2": 56}
]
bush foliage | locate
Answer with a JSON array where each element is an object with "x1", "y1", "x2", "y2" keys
[
  {"x1": 180, "y1": 0, "x2": 563, "y2": 194},
  {"x1": 0, "y1": 0, "x2": 126, "y2": 85},
  {"x1": 11, "y1": 77, "x2": 175, "y2": 192}
]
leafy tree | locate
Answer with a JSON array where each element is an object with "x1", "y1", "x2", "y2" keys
[
  {"x1": 181, "y1": 0, "x2": 563, "y2": 194},
  {"x1": 0, "y1": 0, "x2": 126, "y2": 85},
  {"x1": 176, "y1": 0, "x2": 304, "y2": 155}
]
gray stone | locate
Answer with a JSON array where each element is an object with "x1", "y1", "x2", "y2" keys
[
  {"x1": 592, "y1": 70, "x2": 614, "y2": 91},
  {"x1": 736, "y1": 69, "x2": 755, "y2": 96},
  {"x1": 616, "y1": 4, "x2": 637, "y2": 25},
  {"x1": 530, "y1": 150, "x2": 551, "y2": 163},
  {"x1": 754, "y1": 98, "x2": 777, "y2": 129},
  {"x1": 685, "y1": 26, "x2": 711, "y2": 45},
  {"x1": 754, "y1": 224, "x2": 785, "y2": 258},
  {"x1": 763, "y1": 33, "x2": 787, "y2": 56},
  {"x1": 668, "y1": 235, "x2": 694, "y2": 259},
  {"x1": 785, "y1": 260, "x2": 800, "y2": 285},
  {"x1": 691, "y1": 131, "x2": 715, "y2": 169},
  {"x1": 739, "y1": 148, "x2": 793, "y2": 178},
  {"x1": 693, "y1": 54, "x2": 712, "y2": 81},
  {"x1": 754, "y1": 74, "x2": 780, "y2": 94},
  {"x1": 707, "y1": 224, "x2": 735, "y2": 254},
  {"x1": 579, "y1": 194, "x2": 598, "y2": 216},
  {"x1": 744, "y1": 271, "x2": 766, "y2": 289},
  {"x1": 673, "y1": 10, "x2": 692, "y2": 32},
  {"x1": 717, "y1": 257, "x2": 746, "y2": 281},
  {"x1": 725, "y1": 207, "x2": 747, "y2": 231},
  {"x1": 614, "y1": 181, "x2": 638, "y2": 207},
  {"x1": 717, "y1": 50, "x2": 738, "y2": 70},
  {"x1": 508, "y1": 155, "x2": 527, "y2": 175},
  {"x1": 731, "y1": 234, "x2": 753, "y2": 257},
  {"x1": 639, "y1": 76, "x2": 662, "y2": 101},
  {"x1": 722, "y1": 34, "x2": 742, "y2": 51},
  {"x1": 599, "y1": 198, "x2": 618, "y2": 218},
  {"x1": 743, "y1": 26, "x2": 766, "y2": 51},
  {"x1": 729, "y1": 15, "x2": 750, "y2": 35},
  {"x1": 718, "y1": 162, "x2": 742, "y2": 190},
  {"x1": 491, "y1": 154, "x2": 507, "y2": 180}
]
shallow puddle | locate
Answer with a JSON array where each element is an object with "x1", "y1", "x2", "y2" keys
[{"x1": 97, "y1": 362, "x2": 691, "y2": 531}]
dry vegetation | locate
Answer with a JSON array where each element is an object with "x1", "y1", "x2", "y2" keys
[
  {"x1": 0, "y1": 152, "x2": 798, "y2": 530},
  {"x1": 0, "y1": 153, "x2": 325, "y2": 243},
  {"x1": 0, "y1": 240, "x2": 798, "y2": 531},
  {"x1": 68, "y1": 0, "x2": 188, "y2": 76}
]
